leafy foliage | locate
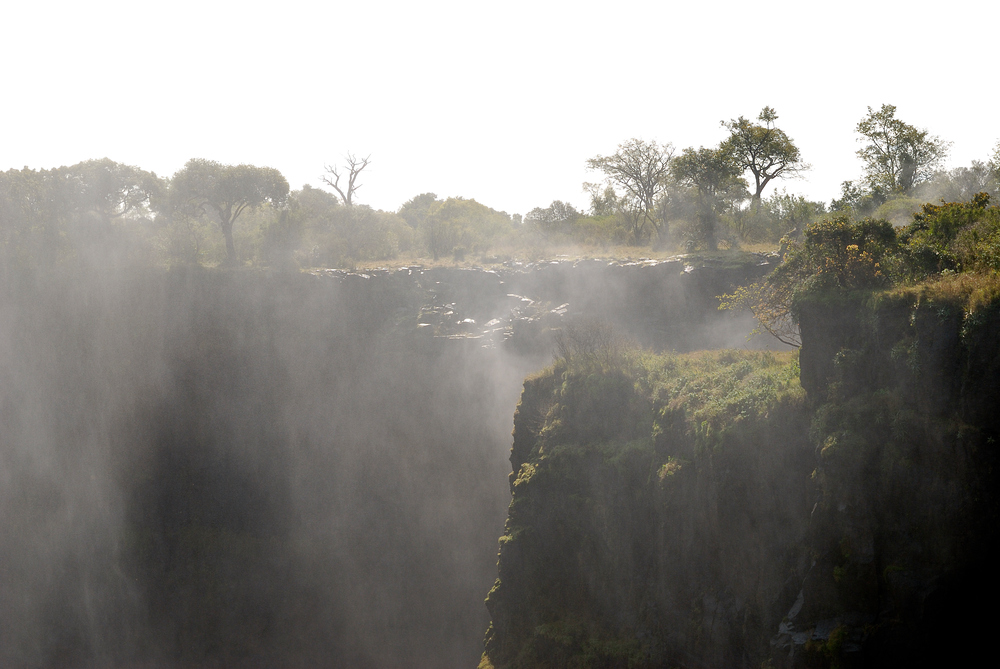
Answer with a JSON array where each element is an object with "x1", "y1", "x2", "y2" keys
[
  {"x1": 422, "y1": 196, "x2": 515, "y2": 259},
  {"x1": 671, "y1": 146, "x2": 748, "y2": 251},
  {"x1": 2, "y1": 109, "x2": 998, "y2": 270},
  {"x1": 726, "y1": 187, "x2": 1000, "y2": 350},
  {"x1": 524, "y1": 200, "x2": 581, "y2": 235},
  {"x1": 722, "y1": 217, "x2": 897, "y2": 346},
  {"x1": 721, "y1": 106, "x2": 808, "y2": 207},
  {"x1": 719, "y1": 279, "x2": 800, "y2": 347},
  {"x1": 914, "y1": 160, "x2": 1000, "y2": 204},
  {"x1": 897, "y1": 192, "x2": 1000, "y2": 275},
  {"x1": 485, "y1": 346, "x2": 805, "y2": 668},
  {"x1": 0, "y1": 160, "x2": 162, "y2": 270},
  {"x1": 855, "y1": 104, "x2": 950, "y2": 194},
  {"x1": 164, "y1": 159, "x2": 290, "y2": 265},
  {"x1": 731, "y1": 189, "x2": 826, "y2": 244}
]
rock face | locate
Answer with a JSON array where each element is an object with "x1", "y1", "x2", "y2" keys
[
  {"x1": 311, "y1": 255, "x2": 781, "y2": 355},
  {"x1": 481, "y1": 350, "x2": 813, "y2": 668},
  {"x1": 776, "y1": 285, "x2": 1000, "y2": 668},
  {"x1": 482, "y1": 280, "x2": 1000, "y2": 668}
]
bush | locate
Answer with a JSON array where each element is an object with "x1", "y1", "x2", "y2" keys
[
  {"x1": 896, "y1": 193, "x2": 1000, "y2": 277},
  {"x1": 721, "y1": 216, "x2": 897, "y2": 346}
]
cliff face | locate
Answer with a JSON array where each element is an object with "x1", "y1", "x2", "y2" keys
[
  {"x1": 484, "y1": 350, "x2": 812, "y2": 668},
  {"x1": 782, "y1": 279, "x2": 1000, "y2": 667},
  {"x1": 483, "y1": 275, "x2": 1000, "y2": 668}
]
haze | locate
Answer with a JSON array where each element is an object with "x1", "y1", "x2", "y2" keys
[{"x1": 3, "y1": 1, "x2": 995, "y2": 216}]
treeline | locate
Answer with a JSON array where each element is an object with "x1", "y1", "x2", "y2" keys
[
  {"x1": 724, "y1": 194, "x2": 1000, "y2": 348},
  {"x1": 3, "y1": 104, "x2": 999, "y2": 271},
  {"x1": 568, "y1": 104, "x2": 1000, "y2": 250},
  {"x1": 0, "y1": 158, "x2": 524, "y2": 270}
]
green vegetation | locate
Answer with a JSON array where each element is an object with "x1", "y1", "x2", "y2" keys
[
  {"x1": 721, "y1": 107, "x2": 808, "y2": 209},
  {"x1": 855, "y1": 104, "x2": 950, "y2": 196},
  {"x1": 4, "y1": 103, "x2": 996, "y2": 273},
  {"x1": 585, "y1": 139, "x2": 674, "y2": 244},
  {"x1": 670, "y1": 145, "x2": 747, "y2": 251},
  {"x1": 485, "y1": 336, "x2": 807, "y2": 668},
  {"x1": 164, "y1": 159, "x2": 290, "y2": 266},
  {"x1": 486, "y1": 163, "x2": 1000, "y2": 666},
  {"x1": 722, "y1": 193, "x2": 1000, "y2": 348}
]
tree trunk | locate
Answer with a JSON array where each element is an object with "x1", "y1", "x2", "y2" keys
[{"x1": 221, "y1": 219, "x2": 236, "y2": 265}]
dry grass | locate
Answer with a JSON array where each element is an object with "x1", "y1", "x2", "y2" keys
[{"x1": 883, "y1": 270, "x2": 1000, "y2": 312}]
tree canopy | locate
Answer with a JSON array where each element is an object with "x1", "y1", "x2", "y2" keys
[
  {"x1": 166, "y1": 159, "x2": 289, "y2": 265},
  {"x1": 3, "y1": 102, "x2": 999, "y2": 269},
  {"x1": 671, "y1": 147, "x2": 747, "y2": 251},
  {"x1": 721, "y1": 107, "x2": 806, "y2": 209},
  {"x1": 422, "y1": 197, "x2": 513, "y2": 259},
  {"x1": 1, "y1": 160, "x2": 162, "y2": 269},
  {"x1": 586, "y1": 139, "x2": 673, "y2": 243},
  {"x1": 856, "y1": 104, "x2": 949, "y2": 195},
  {"x1": 525, "y1": 200, "x2": 581, "y2": 233}
]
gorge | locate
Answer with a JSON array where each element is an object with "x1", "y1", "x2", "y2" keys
[
  {"x1": 3, "y1": 253, "x2": 995, "y2": 668},
  {"x1": 0, "y1": 256, "x2": 771, "y2": 667}
]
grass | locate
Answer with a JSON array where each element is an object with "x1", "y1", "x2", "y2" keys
[{"x1": 529, "y1": 345, "x2": 804, "y2": 460}]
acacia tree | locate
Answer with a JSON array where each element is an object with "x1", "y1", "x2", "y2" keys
[
  {"x1": 322, "y1": 153, "x2": 370, "y2": 206},
  {"x1": 721, "y1": 107, "x2": 807, "y2": 210},
  {"x1": 586, "y1": 139, "x2": 673, "y2": 242},
  {"x1": 167, "y1": 159, "x2": 289, "y2": 265},
  {"x1": 64, "y1": 158, "x2": 162, "y2": 222},
  {"x1": 856, "y1": 104, "x2": 949, "y2": 194},
  {"x1": 671, "y1": 147, "x2": 747, "y2": 251}
]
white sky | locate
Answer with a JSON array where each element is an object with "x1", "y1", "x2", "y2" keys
[{"x1": 3, "y1": 1, "x2": 997, "y2": 216}]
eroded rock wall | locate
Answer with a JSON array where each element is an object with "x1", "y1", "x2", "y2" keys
[{"x1": 484, "y1": 281, "x2": 1000, "y2": 668}]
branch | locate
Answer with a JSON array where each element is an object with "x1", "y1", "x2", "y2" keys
[{"x1": 321, "y1": 165, "x2": 350, "y2": 205}]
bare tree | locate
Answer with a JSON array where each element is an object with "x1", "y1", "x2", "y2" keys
[
  {"x1": 321, "y1": 153, "x2": 370, "y2": 206},
  {"x1": 587, "y1": 139, "x2": 673, "y2": 243}
]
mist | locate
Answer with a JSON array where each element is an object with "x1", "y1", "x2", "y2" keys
[
  {"x1": 0, "y1": 266, "x2": 535, "y2": 667},
  {"x1": 0, "y1": 252, "x2": 770, "y2": 667}
]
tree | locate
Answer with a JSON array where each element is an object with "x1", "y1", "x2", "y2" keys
[
  {"x1": 167, "y1": 159, "x2": 289, "y2": 265},
  {"x1": 739, "y1": 189, "x2": 825, "y2": 244},
  {"x1": 321, "y1": 153, "x2": 370, "y2": 206},
  {"x1": 398, "y1": 193, "x2": 438, "y2": 229},
  {"x1": 525, "y1": 200, "x2": 580, "y2": 233},
  {"x1": 915, "y1": 161, "x2": 999, "y2": 204},
  {"x1": 586, "y1": 139, "x2": 673, "y2": 242},
  {"x1": 422, "y1": 197, "x2": 513, "y2": 260},
  {"x1": 856, "y1": 104, "x2": 950, "y2": 194},
  {"x1": 1, "y1": 160, "x2": 162, "y2": 269},
  {"x1": 64, "y1": 158, "x2": 162, "y2": 222},
  {"x1": 671, "y1": 147, "x2": 747, "y2": 251},
  {"x1": 584, "y1": 183, "x2": 619, "y2": 217},
  {"x1": 721, "y1": 107, "x2": 807, "y2": 210}
]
